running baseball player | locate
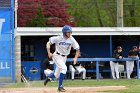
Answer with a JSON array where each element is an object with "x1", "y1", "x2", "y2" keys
[
  {"x1": 110, "y1": 46, "x2": 123, "y2": 79},
  {"x1": 44, "y1": 25, "x2": 80, "y2": 92},
  {"x1": 126, "y1": 46, "x2": 139, "y2": 79}
]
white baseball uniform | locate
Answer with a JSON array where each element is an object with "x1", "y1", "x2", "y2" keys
[
  {"x1": 44, "y1": 60, "x2": 54, "y2": 77},
  {"x1": 126, "y1": 49, "x2": 139, "y2": 79},
  {"x1": 49, "y1": 35, "x2": 80, "y2": 78},
  {"x1": 110, "y1": 61, "x2": 119, "y2": 79},
  {"x1": 69, "y1": 65, "x2": 86, "y2": 80}
]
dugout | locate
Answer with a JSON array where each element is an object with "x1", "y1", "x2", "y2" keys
[
  {"x1": 15, "y1": 27, "x2": 140, "y2": 81},
  {"x1": 16, "y1": 28, "x2": 140, "y2": 79}
]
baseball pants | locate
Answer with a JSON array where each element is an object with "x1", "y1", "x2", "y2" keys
[
  {"x1": 69, "y1": 65, "x2": 86, "y2": 80},
  {"x1": 110, "y1": 61, "x2": 119, "y2": 79},
  {"x1": 126, "y1": 61, "x2": 134, "y2": 79},
  {"x1": 52, "y1": 52, "x2": 67, "y2": 79}
]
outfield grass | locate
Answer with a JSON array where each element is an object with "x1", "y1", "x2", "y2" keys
[{"x1": 6, "y1": 79, "x2": 140, "y2": 93}]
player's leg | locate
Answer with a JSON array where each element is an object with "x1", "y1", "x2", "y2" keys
[
  {"x1": 44, "y1": 69, "x2": 54, "y2": 86},
  {"x1": 69, "y1": 65, "x2": 75, "y2": 80},
  {"x1": 126, "y1": 61, "x2": 131, "y2": 79},
  {"x1": 54, "y1": 66, "x2": 60, "y2": 79},
  {"x1": 114, "y1": 62, "x2": 119, "y2": 79},
  {"x1": 129, "y1": 61, "x2": 134, "y2": 76},
  {"x1": 110, "y1": 61, "x2": 116, "y2": 79},
  {"x1": 44, "y1": 69, "x2": 53, "y2": 77},
  {"x1": 76, "y1": 66, "x2": 82, "y2": 73},
  {"x1": 76, "y1": 66, "x2": 86, "y2": 80},
  {"x1": 81, "y1": 68, "x2": 86, "y2": 80},
  {"x1": 53, "y1": 54, "x2": 67, "y2": 92}
]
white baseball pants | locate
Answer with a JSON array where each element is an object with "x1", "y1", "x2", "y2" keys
[
  {"x1": 69, "y1": 65, "x2": 86, "y2": 80},
  {"x1": 126, "y1": 61, "x2": 134, "y2": 79},
  {"x1": 52, "y1": 52, "x2": 67, "y2": 79},
  {"x1": 110, "y1": 61, "x2": 119, "y2": 79},
  {"x1": 44, "y1": 69, "x2": 53, "y2": 77}
]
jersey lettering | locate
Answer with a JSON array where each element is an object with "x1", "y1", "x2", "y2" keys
[{"x1": 59, "y1": 42, "x2": 71, "y2": 46}]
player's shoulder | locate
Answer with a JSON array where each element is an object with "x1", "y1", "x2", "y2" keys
[
  {"x1": 69, "y1": 36, "x2": 76, "y2": 41},
  {"x1": 50, "y1": 35, "x2": 61, "y2": 39}
]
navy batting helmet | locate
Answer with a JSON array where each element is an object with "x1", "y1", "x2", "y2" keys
[{"x1": 62, "y1": 25, "x2": 72, "y2": 33}]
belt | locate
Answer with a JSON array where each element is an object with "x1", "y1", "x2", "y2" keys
[{"x1": 56, "y1": 52, "x2": 66, "y2": 57}]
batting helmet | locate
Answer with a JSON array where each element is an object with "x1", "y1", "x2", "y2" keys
[{"x1": 62, "y1": 25, "x2": 72, "y2": 33}]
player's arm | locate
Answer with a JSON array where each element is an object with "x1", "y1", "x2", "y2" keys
[
  {"x1": 72, "y1": 37, "x2": 80, "y2": 65},
  {"x1": 46, "y1": 41, "x2": 53, "y2": 59},
  {"x1": 73, "y1": 49, "x2": 80, "y2": 65}
]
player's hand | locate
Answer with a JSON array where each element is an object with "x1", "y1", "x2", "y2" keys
[
  {"x1": 119, "y1": 56, "x2": 123, "y2": 59},
  {"x1": 73, "y1": 57, "x2": 77, "y2": 65},
  {"x1": 48, "y1": 53, "x2": 53, "y2": 59}
]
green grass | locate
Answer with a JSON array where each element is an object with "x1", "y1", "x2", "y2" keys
[{"x1": 6, "y1": 79, "x2": 140, "y2": 93}]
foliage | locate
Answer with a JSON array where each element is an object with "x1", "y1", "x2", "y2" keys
[
  {"x1": 18, "y1": 0, "x2": 75, "y2": 27},
  {"x1": 66, "y1": 0, "x2": 117, "y2": 27},
  {"x1": 27, "y1": 7, "x2": 46, "y2": 27},
  {"x1": 124, "y1": 0, "x2": 140, "y2": 27},
  {"x1": 66, "y1": 0, "x2": 140, "y2": 27},
  {"x1": 18, "y1": 0, "x2": 140, "y2": 27}
]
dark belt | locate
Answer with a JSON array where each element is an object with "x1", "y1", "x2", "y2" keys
[{"x1": 56, "y1": 52, "x2": 66, "y2": 57}]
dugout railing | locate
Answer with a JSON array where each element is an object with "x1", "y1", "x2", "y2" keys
[{"x1": 67, "y1": 58, "x2": 139, "y2": 80}]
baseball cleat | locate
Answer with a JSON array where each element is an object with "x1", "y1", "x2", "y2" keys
[
  {"x1": 58, "y1": 87, "x2": 66, "y2": 92},
  {"x1": 44, "y1": 77, "x2": 51, "y2": 86}
]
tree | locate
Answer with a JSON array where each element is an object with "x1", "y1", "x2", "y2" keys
[
  {"x1": 67, "y1": 0, "x2": 117, "y2": 27},
  {"x1": 67, "y1": 0, "x2": 140, "y2": 27},
  {"x1": 28, "y1": 7, "x2": 46, "y2": 27},
  {"x1": 94, "y1": 0, "x2": 103, "y2": 26},
  {"x1": 17, "y1": 0, "x2": 75, "y2": 27},
  {"x1": 123, "y1": 0, "x2": 140, "y2": 27},
  {"x1": 17, "y1": 0, "x2": 40, "y2": 27}
]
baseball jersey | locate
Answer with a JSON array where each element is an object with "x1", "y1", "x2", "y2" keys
[
  {"x1": 113, "y1": 50, "x2": 123, "y2": 59},
  {"x1": 43, "y1": 58, "x2": 54, "y2": 70},
  {"x1": 49, "y1": 35, "x2": 80, "y2": 56},
  {"x1": 128, "y1": 50, "x2": 139, "y2": 56}
]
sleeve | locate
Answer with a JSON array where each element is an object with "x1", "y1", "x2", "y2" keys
[
  {"x1": 49, "y1": 36, "x2": 59, "y2": 44},
  {"x1": 120, "y1": 51, "x2": 123, "y2": 57},
  {"x1": 128, "y1": 50, "x2": 132, "y2": 56},
  {"x1": 72, "y1": 38, "x2": 80, "y2": 50},
  {"x1": 113, "y1": 50, "x2": 119, "y2": 59},
  {"x1": 139, "y1": 49, "x2": 140, "y2": 57},
  {"x1": 113, "y1": 50, "x2": 116, "y2": 58},
  {"x1": 43, "y1": 58, "x2": 50, "y2": 69}
]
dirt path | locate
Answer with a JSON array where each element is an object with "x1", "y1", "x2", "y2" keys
[{"x1": 0, "y1": 86, "x2": 127, "y2": 93}]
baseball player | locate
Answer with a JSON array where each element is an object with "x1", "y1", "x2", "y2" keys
[
  {"x1": 43, "y1": 58, "x2": 54, "y2": 82},
  {"x1": 44, "y1": 25, "x2": 80, "y2": 92},
  {"x1": 69, "y1": 62, "x2": 86, "y2": 80},
  {"x1": 110, "y1": 46, "x2": 123, "y2": 79},
  {"x1": 126, "y1": 46, "x2": 139, "y2": 79}
]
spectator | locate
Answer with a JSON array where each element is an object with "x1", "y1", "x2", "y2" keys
[
  {"x1": 69, "y1": 62, "x2": 86, "y2": 80},
  {"x1": 110, "y1": 46, "x2": 123, "y2": 79},
  {"x1": 126, "y1": 46, "x2": 139, "y2": 79}
]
